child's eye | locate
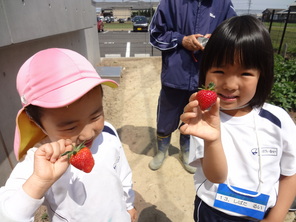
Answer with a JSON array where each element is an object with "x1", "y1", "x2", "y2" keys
[
  {"x1": 213, "y1": 70, "x2": 224, "y2": 74},
  {"x1": 65, "y1": 126, "x2": 77, "y2": 131},
  {"x1": 92, "y1": 116, "x2": 99, "y2": 121},
  {"x1": 241, "y1": 72, "x2": 253, "y2": 76},
  {"x1": 91, "y1": 114, "x2": 102, "y2": 121}
]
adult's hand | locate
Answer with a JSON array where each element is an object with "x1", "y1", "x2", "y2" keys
[{"x1": 182, "y1": 34, "x2": 204, "y2": 51}]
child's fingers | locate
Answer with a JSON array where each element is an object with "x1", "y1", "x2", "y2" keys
[
  {"x1": 63, "y1": 139, "x2": 74, "y2": 154},
  {"x1": 179, "y1": 123, "x2": 189, "y2": 135},
  {"x1": 64, "y1": 138, "x2": 73, "y2": 147},
  {"x1": 181, "y1": 96, "x2": 200, "y2": 124},
  {"x1": 41, "y1": 142, "x2": 59, "y2": 162},
  {"x1": 180, "y1": 110, "x2": 198, "y2": 124},
  {"x1": 183, "y1": 99, "x2": 199, "y2": 113},
  {"x1": 208, "y1": 97, "x2": 220, "y2": 116},
  {"x1": 41, "y1": 139, "x2": 72, "y2": 163},
  {"x1": 189, "y1": 92, "x2": 197, "y2": 102}
]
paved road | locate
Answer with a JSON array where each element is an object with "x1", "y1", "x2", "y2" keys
[{"x1": 98, "y1": 30, "x2": 161, "y2": 58}]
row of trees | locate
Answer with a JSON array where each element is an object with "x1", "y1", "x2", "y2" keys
[{"x1": 131, "y1": 8, "x2": 155, "y2": 19}]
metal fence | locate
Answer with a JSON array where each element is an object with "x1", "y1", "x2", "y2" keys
[{"x1": 267, "y1": 9, "x2": 296, "y2": 58}]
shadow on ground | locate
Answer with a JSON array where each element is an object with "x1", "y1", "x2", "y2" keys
[
  {"x1": 117, "y1": 125, "x2": 179, "y2": 157},
  {"x1": 134, "y1": 191, "x2": 175, "y2": 222},
  {"x1": 138, "y1": 205, "x2": 172, "y2": 222}
]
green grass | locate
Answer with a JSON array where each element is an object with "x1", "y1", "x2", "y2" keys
[
  {"x1": 103, "y1": 21, "x2": 134, "y2": 31},
  {"x1": 264, "y1": 22, "x2": 296, "y2": 58}
]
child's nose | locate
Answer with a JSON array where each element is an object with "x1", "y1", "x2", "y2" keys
[
  {"x1": 78, "y1": 124, "x2": 95, "y2": 142},
  {"x1": 223, "y1": 76, "x2": 239, "y2": 91}
]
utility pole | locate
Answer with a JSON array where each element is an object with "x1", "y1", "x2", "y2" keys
[{"x1": 248, "y1": 0, "x2": 252, "y2": 14}]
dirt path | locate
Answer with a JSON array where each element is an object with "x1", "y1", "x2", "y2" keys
[
  {"x1": 35, "y1": 57, "x2": 295, "y2": 222},
  {"x1": 101, "y1": 57, "x2": 196, "y2": 222}
]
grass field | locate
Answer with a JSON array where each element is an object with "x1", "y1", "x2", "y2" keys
[
  {"x1": 103, "y1": 21, "x2": 133, "y2": 31},
  {"x1": 264, "y1": 22, "x2": 296, "y2": 57}
]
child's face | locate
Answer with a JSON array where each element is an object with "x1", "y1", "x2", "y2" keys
[
  {"x1": 206, "y1": 63, "x2": 260, "y2": 116},
  {"x1": 39, "y1": 86, "x2": 104, "y2": 148}
]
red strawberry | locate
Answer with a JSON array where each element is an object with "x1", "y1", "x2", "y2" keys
[
  {"x1": 196, "y1": 82, "x2": 217, "y2": 110},
  {"x1": 62, "y1": 142, "x2": 94, "y2": 173}
]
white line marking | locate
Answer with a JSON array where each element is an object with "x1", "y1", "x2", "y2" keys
[
  {"x1": 126, "y1": 42, "x2": 131, "y2": 57},
  {"x1": 134, "y1": 54, "x2": 150, "y2": 57},
  {"x1": 105, "y1": 54, "x2": 121, "y2": 58}
]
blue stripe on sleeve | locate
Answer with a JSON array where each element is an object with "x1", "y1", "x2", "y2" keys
[{"x1": 259, "y1": 109, "x2": 281, "y2": 128}]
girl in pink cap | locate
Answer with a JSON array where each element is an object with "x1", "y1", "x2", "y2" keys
[{"x1": 0, "y1": 48, "x2": 137, "y2": 222}]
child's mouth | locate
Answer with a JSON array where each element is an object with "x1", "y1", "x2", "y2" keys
[
  {"x1": 84, "y1": 140, "x2": 93, "y2": 148},
  {"x1": 219, "y1": 93, "x2": 238, "y2": 101}
]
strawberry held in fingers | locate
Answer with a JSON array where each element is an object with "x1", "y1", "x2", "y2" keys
[
  {"x1": 196, "y1": 82, "x2": 217, "y2": 110},
  {"x1": 62, "y1": 142, "x2": 94, "y2": 173}
]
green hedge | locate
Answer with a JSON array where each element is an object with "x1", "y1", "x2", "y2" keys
[{"x1": 268, "y1": 55, "x2": 296, "y2": 111}]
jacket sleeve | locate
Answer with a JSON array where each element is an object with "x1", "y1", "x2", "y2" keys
[
  {"x1": 149, "y1": 0, "x2": 184, "y2": 50},
  {"x1": 225, "y1": 1, "x2": 237, "y2": 19},
  {"x1": 0, "y1": 149, "x2": 44, "y2": 221}
]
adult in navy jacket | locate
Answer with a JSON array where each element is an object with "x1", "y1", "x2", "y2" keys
[{"x1": 149, "y1": 0, "x2": 237, "y2": 173}]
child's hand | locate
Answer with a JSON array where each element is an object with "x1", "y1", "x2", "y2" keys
[
  {"x1": 128, "y1": 207, "x2": 137, "y2": 222},
  {"x1": 34, "y1": 139, "x2": 73, "y2": 181},
  {"x1": 23, "y1": 139, "x2": 73, "y2": 199},
  {"x1": 180, "y1": 92, "x2": 220, "y2": 142}
]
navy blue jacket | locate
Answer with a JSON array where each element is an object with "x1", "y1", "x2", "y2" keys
[{"x1": 149, "y1": 0, "x2": 237, "y2": 91}]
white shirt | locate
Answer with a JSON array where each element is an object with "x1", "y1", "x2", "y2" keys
[
  {"x1": 189, "y1": 103, "x2": 296, "y2": 217},
  {"x1": 0, "y1": 122, "x2": 134, "y2": 222}
]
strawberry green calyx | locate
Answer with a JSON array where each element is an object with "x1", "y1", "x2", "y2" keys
[
  {"x1": 207, "y1": 82, "x2": 215, "y2": 91},
  {"x1": 198, "y1": 82, "x2": 216, "y2": 91},
  {"x1": 61, "y1": 141, "x2": 86, "y2": 159}
]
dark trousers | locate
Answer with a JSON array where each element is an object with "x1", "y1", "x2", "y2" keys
[
  {"x1": 194, "y1": 196, "x2": 270, "y2": 222},
  {"x1": 157, "y1": 85, "x2": 195, "y2": 136}
]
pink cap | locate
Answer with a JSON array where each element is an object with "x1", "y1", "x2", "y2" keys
[{"x1": 14, "y1": 48, "x2": 118, "y2": 160}]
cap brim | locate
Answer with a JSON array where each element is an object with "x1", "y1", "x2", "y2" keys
[
  {"x1": 30, "y1": 77, "x2": 118, "y2": 108},
  {"x1": 14, "y1": 109, "x2": 47, "y2": 160}
]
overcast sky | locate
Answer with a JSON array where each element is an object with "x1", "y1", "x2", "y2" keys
[
  {"x1": 95, "y1": 0, "x2": 295, "y2": 10},
  {"x1": 231, "y1": 0, "x2": 295, "y2": 10}
]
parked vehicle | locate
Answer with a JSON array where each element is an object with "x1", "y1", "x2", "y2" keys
[
  {"x1": 97, "y1": 17, "x2": 104, "y2": 32},
  {"x1": 105, "y1": 16, "x2": 114, "y2": 23},
  {"x1": 133, "y1": 16, "x2": 149, "y2": 32},
  {"x1": 118, "y1": 18, "x2": 125, "y2": 23},
  {"x1": 105, "y1": 17, "x2": 111, "y2": 23},
  {"x1": 132, "y1": 16, "x2": 141, "y2": 23}
]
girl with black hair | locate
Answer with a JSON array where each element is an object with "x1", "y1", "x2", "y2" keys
[{"x1": 180, "y1": 15, "x2": 296, "y2": 222}]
